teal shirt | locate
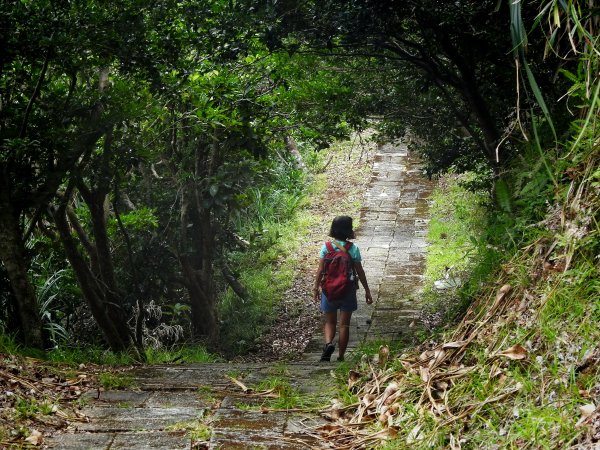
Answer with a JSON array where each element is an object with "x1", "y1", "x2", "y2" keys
[{"x1": 319, "y1": 240, "x2": 362, "y2": 262}]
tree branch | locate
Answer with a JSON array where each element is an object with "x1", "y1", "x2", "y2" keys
[
  {"x1": 19, "y1": 49, "x2": 51, "y2": 139},
  {"x1": 221, "y1": 263, "x2": 249, "y2": 302}
]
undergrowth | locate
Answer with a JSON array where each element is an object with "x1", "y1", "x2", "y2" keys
[{"x1": 325, "y1": 157, "x2": 599, "y2": 448}]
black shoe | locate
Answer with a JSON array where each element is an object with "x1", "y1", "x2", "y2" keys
[
  {"x1": 320, "y1": 342, "x2": 335, "y2": 362},
  {"x1": 337, "y1": 356, "x2": 344, "y2": 362}
]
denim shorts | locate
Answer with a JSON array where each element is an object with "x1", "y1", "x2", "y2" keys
[{"x1": 320, "y1": 289, "x2": 358, "y2": 313}]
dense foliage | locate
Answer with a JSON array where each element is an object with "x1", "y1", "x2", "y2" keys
[
  {"x1": 1, "y1": 0, "x2": 596, "y2": 361},
  {"x1": 252, "y1": 0, "x2": 576, "y2": 176},
  {"x1": 0, "y1": 0, "x2": 353, "y2": 354}
]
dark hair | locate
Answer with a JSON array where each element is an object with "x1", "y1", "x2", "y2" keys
[{"x1": 329, "y1": 216, "x2": 355, "y2": 241}]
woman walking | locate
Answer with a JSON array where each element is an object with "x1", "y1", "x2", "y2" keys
[{"x1": 313, "y1": 216, "x2": 373, "y2": 362}]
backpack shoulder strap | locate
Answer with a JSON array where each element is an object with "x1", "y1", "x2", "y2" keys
[
  {"x1": 344, "y1": 242, "x2": 353, "y2": 252},
  {"x1": 325, "y1": 241, "x2": 335, "y2": 252},
  {"x1": 329, "y1": 240, "x2": 349, "y2": 253}
]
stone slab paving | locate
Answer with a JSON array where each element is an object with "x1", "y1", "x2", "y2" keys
[
  {"x1": 46, "y1": 141, "x2": 433, "y2": 449},
  {"x1": 359, "y1": 142, "x2": 434, "y2": 344},
  {"x1": 304, "y1": 140, "x2": 434, "y2": 358}
]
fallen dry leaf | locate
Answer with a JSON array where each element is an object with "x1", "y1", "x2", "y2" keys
[
  {"x1": 576, "y1": 403, "x2": 597, "y2": 427},
  {"x1": 362, "y1": 393, "x2": 376, "y2": 407},
  {"x1": 449, "y1": 433, "x2": 462, "y2": 450},
  {"x1": 379, "y1": 405, "x2": 390, "y2": 423},
  {"x1": 497, "y1": 284, "x2": 512, "y2": 298},
  {"x1": 419, "y1": 366, "x2": 430, "y2": 383},
  {"x1": 430, "y1": 349, "x2": 446, "y2": 368},
  {"x1": 378, "y1": 382, "x2": 399, "y2": 410},
  {"x1": 318, "y1": 423, "x2": 343, "y2": 436},
  {"x1": 406, "y1": 424, "x2": 422, "y2": 444},
  {"x1": 348, "y1": 370, "x2": 362, "y2": 389},
  {"x1": 434, "y1": 380, "x2": 449, "y2": 391},
  {"x1": 379, "y1": 345, "x2": 390, "y2": 367},
  {"x1": 227, "y1": 376, "x2": 252, "y2": 393},
  {"x1": 442, "y1": 341, "x2": 468, "y2": 349},
  {"x1": 580, "y1": 404, "x2": 596, "y2": 416},
  {"x1": 497, "y1": 344, "x2": 528, "y2": 360},
  {"x1": 387, "y1": 426, "x2": 399, "y2": 438},
  {"x1": 25, "y1": 429, "x2": 43, "y2": 446}
]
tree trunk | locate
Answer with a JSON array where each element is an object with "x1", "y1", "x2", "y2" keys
[
  {"x1": 86, "y1": 192, "x2": 134, "y2": 348},
  {"x1": 52, "y1": 201, "x2": 135, "y2": 353},
  {"x1": 459, "y1": 79, "x2": 502, "y2": 166},
  {"x1": 437, "y1": 36, "x2": 502, "y2": 166},
  {"x1": 0, "y1": 191, "x2": 43, "y2": 348},
  {"x1": 180, "y1": 253, "x2": 219, "y2": 344},
  {"x1": 179, "y1": 185, "x2": 219, "y2": 345},
  {"x1": 221, "y1": 263, "x2": 249, "y2": 302},
  {"x1": 284, "y1": 135, "x2": 306, "y2": 170}
]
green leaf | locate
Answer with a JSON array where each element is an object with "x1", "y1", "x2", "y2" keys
[
  {"x1": 509, "y1": 0, "x2": 556, "y2": 141},
  {"x1": 523, "y1": 58, "x2": 557, "y2": 141},
  {"x1": 494, "y1": 179, "x2": 512, "y2": 214}
]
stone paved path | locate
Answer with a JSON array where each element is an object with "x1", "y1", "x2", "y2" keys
[
  {"x1": 302, "y1": 140, "x2": 434, "y2": 360},
  {"x1": 47, "y1": 141, "x2": 434, "y2": 450}
]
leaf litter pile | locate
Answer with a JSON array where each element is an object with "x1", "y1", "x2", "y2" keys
[
  {"x1": 313, "y1": 157, "x2": 599, "y2": 448},
  {"x1": 315, "y1": 280, "x2": 599, "y2": 448},
  {"x1": 0, "y1": 354, "x2": 93, "y2": 448}
]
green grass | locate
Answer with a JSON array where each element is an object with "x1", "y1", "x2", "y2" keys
[
  {"x1": 0, "y1": 333, "x2": 50, "y2": 360},
  {"x1": 97, "y1": 372, "x2": 136, "y2": 389},
  {"x1": 418, "y1": 254, "x2": 599, "y2": 449},
  {"x1": 37, "y1": 343, "x2": 219, "y2": 366},
  {"x1": 256, "y1": 377, "x2": 304, "y2": 409},
  {"x1": 167, "y1": 413, "x2": 212, "y2": 442},
  {"x1": 231, "y1": 376, "x2": 331, "y2": 411},
  {"x1": 144, "y1": 345, "x2": 220, "y2": 364},
  {"x1": 267, "y1": 362, "x2": 291, "y2": 377},
  {"x1": 46, "y1": 346, "x2": 140, "y2": 366},
  {"x1": 422, "y1": 172, "x2": 503, "y2": 327},
  {"x1": 219, "y1": 213, "x2": 318, "y2": 355},
  {"x1": 196, "y1": 385, "x2": 216, "y2": 403},
  {"x1": 425, "y1": 172, "x2": 493, "y2": 282},
  {"x1": 0, "y1": 335, "x2": 174, "y2": 380},
  {"x1": 14, "y1": 397, "x2": 55, "y2": 419},
  {"x1": 0, "y1": 333, "x2": 22, "y2": 354}
]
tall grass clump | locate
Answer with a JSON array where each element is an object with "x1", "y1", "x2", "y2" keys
[{"x1": 46, "y1": 346, "x2": 141, "y2": 366}]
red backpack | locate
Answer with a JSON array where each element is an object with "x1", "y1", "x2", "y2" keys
[{"x1": 321, "y1": 241, "x2": 357, "y2": 301}]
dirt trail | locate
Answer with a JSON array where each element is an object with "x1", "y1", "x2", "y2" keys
[{"x1": 46, "y1": 140, "x2": 434, "y2": 449}]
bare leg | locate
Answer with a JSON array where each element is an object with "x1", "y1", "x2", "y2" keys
[
  {"x1": 324, "y1": 311, "x2": 337, "y2": 343},
  {"x1": 338, "y1": 311, "x2": 353, "y2": 359}
]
